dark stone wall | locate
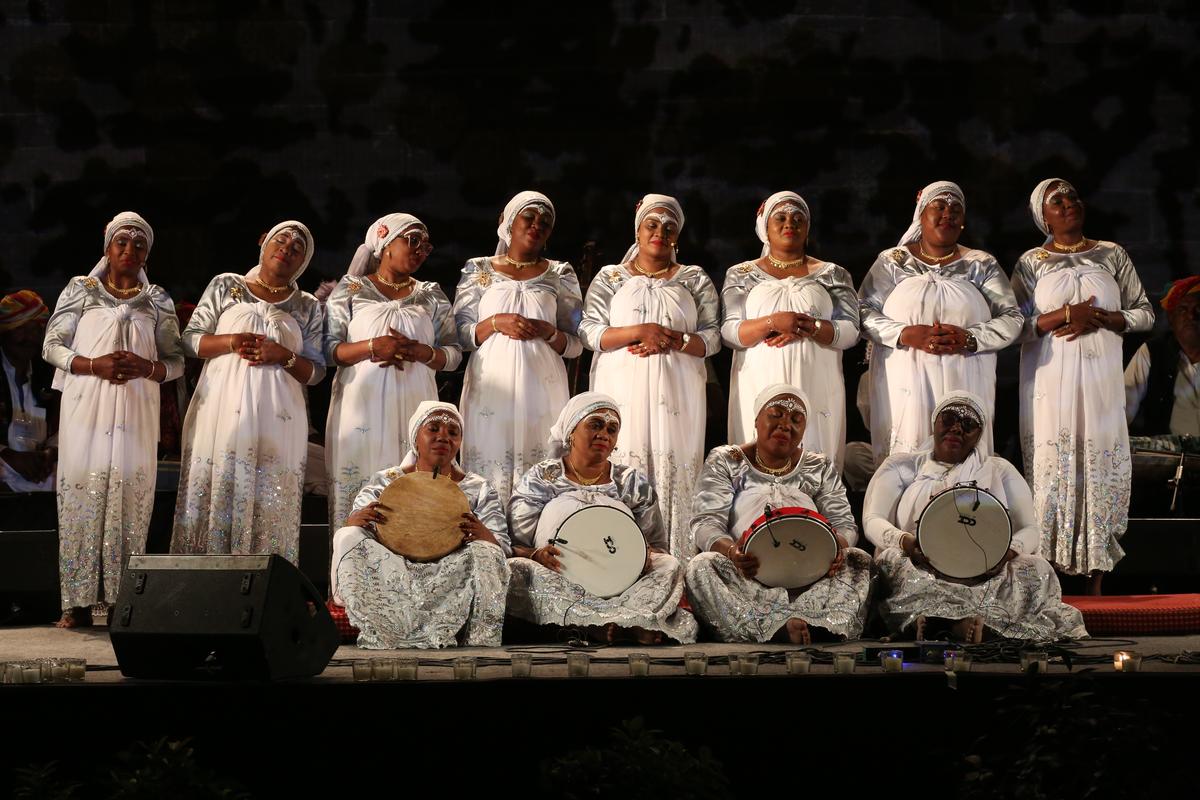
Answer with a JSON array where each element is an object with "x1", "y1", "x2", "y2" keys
[{"x1": 0, "y1": 0, "x2": 1196, "y2": 453}]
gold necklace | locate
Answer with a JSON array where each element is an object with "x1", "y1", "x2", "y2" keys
[
  {"x1": 632, "y1": 259, "x2": 671, "y2": 278},
  {"x1": 753, "y1": 448, "x2": 792, "y2": 476},
  {"x1": 567, "y1": 460, "x2": 605, "y2": 485},
  {"x1": 1052, "y1": 237, "x2": 1089, "y2": 253},
  {"x1": 374, "y1": 273, "x2": 414, "y2": 291},
  {"x1": 918, "y1": 243, "x2": 957, "y2": 263},
  {"x1": 251, "y1": 277, "x2": 290, "y2": 293},
  {"x1": 504, "y1": 255, "x2": 541, "y2": 269},
  {"x1": 766, "y1": 254, "x2": 806, "y2": 269},
  {"x1": 105, "y1": 279, "x2": 141, "y2": 296}
]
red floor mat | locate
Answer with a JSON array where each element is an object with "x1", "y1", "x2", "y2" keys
[
  {"x1": 1064, "y1": 594, "x2": 1200, "y2": 636},
  {"x1": 326, "y1": 600, "x2": 360, "y2": 643}
]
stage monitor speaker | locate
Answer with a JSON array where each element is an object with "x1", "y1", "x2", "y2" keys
[{"x1": 110, "y1": 554, "x2": 339, "y2": 681}]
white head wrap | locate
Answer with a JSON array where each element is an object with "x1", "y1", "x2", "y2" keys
[
  {"x1": 89, "y1": 211, "x2": 154, "y2": 286},
  {"x1": 621, "y1": 193, "x2": 685, "y2": 264},
  {"x1": 930, "y1": 388, "x2": 988, "y2": 432},
  {"x1": 896, "y1": 181, "x2": 966, "y2": 247},
  {"x1": 399, "y1": 400, "x2": 463, "y2": 469},
  {"x1": 246, "y1": 220, "x2": 315, "y2": 287},
  {"x1": 755, "y1": 191, "x2": 810, "y2": 258},
  {"x1": 347, "y1": 213, "x2": 425, "y2": 277},
  {"x1": 1029, "y1": 178, "x2": 1077, "y2": 244},
  {"x1": 495, "y1": 191, "x2": 555, "y2": 257},
  {"x1": 547, "y1": 391, "x2": 621, "y2": 459},
  {"x1": 753, "y1": 383, "x2": 810, "y2": 423}
]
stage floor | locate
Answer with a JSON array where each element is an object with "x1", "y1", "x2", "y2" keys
[{"x1": 4, "y1": 624, "x2": 1199, "y2": 681}]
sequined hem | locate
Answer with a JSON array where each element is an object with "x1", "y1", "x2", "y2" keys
[
  {"x1": 875, "y1": 547, "x2": 1088, "y2": 640},
  {"x1": 685, "y1": 550, "x2": 872, "y2": 642},
  {"x1": 338, "y1": 538, "x2": 509, "y2": 649},
  {"x1": 506, "y1": 555, "x2": 698, "y2": 643}
]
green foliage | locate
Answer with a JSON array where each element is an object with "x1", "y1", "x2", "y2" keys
[{"x1": 540, "y1": 717, "x2": 731, "y2": 800}]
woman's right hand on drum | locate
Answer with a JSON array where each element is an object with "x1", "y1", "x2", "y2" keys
[
  {"x1": 494, "y1": 313, "x2": 540, "y2": 340},
  {"x1": 899, "y1": 532, "x2": 931, "y2": 568},
  {"x1": 346, "y1": 501, "x2": 390, "y2": 533},
  {"x1": 827, "y1": 532, "x2": 850, "y2": 577},
  {"x1": 726, "y1": 543, "x2": 760, "y2": 579},
  {"x1": 530, "y1": 544, "x2": 564, "y2": 572}
]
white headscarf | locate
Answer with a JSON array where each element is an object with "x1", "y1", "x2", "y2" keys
[
  {"x1": 547, "y1": 391, "x2": 621, "y2": 459},
  {"x1": 621, "y1": 193, "x2": 685, "y2": 264},
  {"x1": 896, "y1": 181, "x2": 966, "y2": 247},
  {"x1": 899, "y1": 388, "x2": 1001, "y2": 524},
  {"x1": 399, "y1": 400, "x2": 463, "y2": 469},
  {"x1": 755, "y1": 191, "x2": 810, "y2": 258},
  {"x1": 753, "y1": 382, "x2": 810, "y2": 424},
  {"x1": 347, "y1": 213, "x2": 425, "y2": 277},
  {"x1": 245, "y1": 220, "x2": 315, "y2": 287},
  {"x1": 1029, "y1": 178, "x2": 1076, "y2": 244},
  {"x1": 88, "y1": 211, "x2": 154, "y2": 286},
  {"x1": 495, "y1": 191, "x2": 555, "y2": 257}
]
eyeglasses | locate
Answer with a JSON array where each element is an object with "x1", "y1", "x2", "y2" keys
[
  {"x1": 403, "y1": 231, "x2": 433, "y2": 255},
  {"x1": 937, "y1": 409, "x2": 981, "y2": 434}
]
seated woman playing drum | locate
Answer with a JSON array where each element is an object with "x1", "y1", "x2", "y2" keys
[
  {"x1": 330, "y1": 401, "x2": 510, "y2": 649},
  {"x1": 687, "y1": 384, "x2": 873, "y2": 644},
  {"x1": 507, "y1": 392, "x2": 698, "y2": 645},
  {"x1": 863, "y1": 390, "x2": 1087, "y2": 642}
]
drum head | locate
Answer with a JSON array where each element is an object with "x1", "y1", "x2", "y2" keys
[
  {"x1": 375, "y1": 471, "x2": 470, "y2": 562},
  {"x1": 547, "y1": 505, "x2": 647, "y2": 598},
  {"x1": 742, "y1": 514, "x2": 837, "y2": 589},
  {"x1": 917, "y1": 485, "x2": 1012, "y2": 580}
]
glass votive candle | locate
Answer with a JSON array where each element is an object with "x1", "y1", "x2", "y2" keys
[
  {"x1": 43, "y1": 659, "x2": 70, "y2": 683},
  {"x1": 352, "y1": 659, "x2": 372, "y2": 683},
  {"x1": 628, "y1": 652, "x2": 651, "y2": 677},
  {"x1": 395, "y1": 656, "x2": 418, "y2": 680},
  {"x1": 510, "y1": 653, "x2": 532, "y2": 678},
  {"x1": 684, "y1": 652, "x2": 708, "y2": 676},
  {"x1": 943, "y1": 649, "x2": 972, "y2": 672},
  {"x1": 738, "y1": 653, "x2": 760, "y2": 676},
  {"x1": 727, "y1": 653, "x2": 741, "y2": 676},
  {"x1": 566, "y1": 651, "x2": 590, "y2": 677},
  {"x1": 63, "y1": 658, "x2": 86, "y2": 682},
  {"x1": 833, "y1": 652, "x2": 857, "y2": 674},
  {"x1": 1020, "y1": 650, "x2": 1049, "y2": 674},
  {"x1": 371, "y1": 658, "x2": 397, "y2": 682},
  {"x1": 453, "y1": 656, "x2": 477, "y2": 680},
  {"x1": 1113, "y1": 650, "x2": 1143, "y2": 673},
  {"x1": 879, "y1": 650, "x2": 904, "y2": 673},
  {"x1": 785, "y1": 651, "x2": 812, "y2": 675}
]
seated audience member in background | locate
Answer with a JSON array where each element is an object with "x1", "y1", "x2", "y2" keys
[
  {"x1": 1126, "y1": 275, "x2": 1200, "y2": 437},
  {"x1": 0, "y1": 289, "x2": 58, "y2": 491}
]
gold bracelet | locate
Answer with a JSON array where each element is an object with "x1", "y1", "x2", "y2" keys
[
  {"x1": 368, "y1": 337, "x2": 376, "y2": 361},
  {"x1": 422, "y1": 346, "x2": 437, "y2": 365},
  {"x1": 283, "y1": 352, "x2": 298, "y2": 370},
  {"x1": 1063, "y1": 303, "x2": 1071, "y2": 325},
  {"x1": 228, "y1": 335, "x2": 236, "y2": 353},
  {"x1": 491, "y1": 317, "x2": 498, "y2": 334},
  {"x1": 86, "y1": 357, "x2": 94, "y2": 376}
]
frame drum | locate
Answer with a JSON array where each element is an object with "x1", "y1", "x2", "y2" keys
[
  {"x1": 534, "y1": 492, "x2": 647, "y2": 598},
  {"x1": 916, "y1": 484, "x2": 1012, "y2": 580},
  {"x1": 738, "y1": 506, "x2": 838, "y2": 589},
  {"x1": 374, "y1": 471, "x2": 470, "y2": 562}
]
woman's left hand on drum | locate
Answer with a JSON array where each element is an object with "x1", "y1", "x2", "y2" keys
[
  {"x1": 727, "y1": 544, "x2": 760, "y2": 578},
  {"x1": 346, "y1": 501, "x2": 390, "y2": 533},
  {"x1": 532, "y1": 544, "x2": 564, "y2": 572},
  {"x1": 459, "y1": 511, "x2": 498, "y2": 547},
  {"x1": 899, "y1": 532, "x2": 931, "y2": 568},
  {"x1": 982, "y1": 548, "x2": 1019, "y2": 577},
  {"x1": 826, "y1": 532, "x2": 850, "y2": 577}
]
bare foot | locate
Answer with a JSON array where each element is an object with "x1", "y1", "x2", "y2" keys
[
  {"x1": 56, "y1": 607, "x2": 92, "y2": 629},
  {"x1": 632, "y1": 626, "x2": 664, "y2": 646},
  {"x1": 784, "y1": 618, "x2": 811, "y2": 645},
  {"x1": 948, "y1": 616, "x2": 984, "y2": 643}
]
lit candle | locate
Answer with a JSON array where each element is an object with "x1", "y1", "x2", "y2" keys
[
  {"x1": 738, "y1": 653, "x2": 760, "y2": 676},
  {"x1": 628, "y1": 652, "x2": 650, "y2": 677},
  {"x1": 943, "y1": 650, "x2": 972, "y2": 673},
  {"x1": 684, "y1": 652, "x2": 708, "y2": 676},
  {"x1": 833, "y1": 653, "x2": 857, "y2": 674},
  {"x1": 880, "y1": 650, "x2": 904, "y2": 672},
  {"x1": 1113, "y1": 651, "x2": 1142, "y2": 673},
  {"x1": 785, "y1": 651, "x2": 812, "y2": 675}
]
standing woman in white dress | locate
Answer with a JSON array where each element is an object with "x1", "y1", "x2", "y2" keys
[
  {"x1": 43, "y1": 212, "x2": 184, "y2": 627},
  {"x1": 171, "y1": 221, "x2": 326, "y2": 564},
  {"x1": 324, "y1": 213, "x2": 460, "y2": 532},
  {"x1": 452, "y1": 191, "x2": 583, "y2": 508},
  {"x1": 580, "y1": 194, "x2": 721, "y2": 562},
  {"x1": 723, "y1": 190, "x2": 859, "y2": 471},
  {"x1": 859, "y1": 181, "x2": 1022, "y2": 462},
  {"x1": 1013, "y1": 179, "x2": 1153, "y2": 594}
]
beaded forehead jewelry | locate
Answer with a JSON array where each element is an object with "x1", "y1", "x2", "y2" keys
[
  {"x1": 766, "y1": 397, "x2": 807, "y2": 415},
  {"x1": 643, "y1": 211, "x2": 679, "y2": 228},
  {"x1": 273, "y1": 227, "x2": 307, "y2": 250},
  {"x1": 583, "y1": 411, "x2": 621, "y2": 428},
  {"x1": 926, "y1": 191, "x2": 962, "y2": 208},
  {"x1": 519, "y1": 201, "x2": 553, "y2": 219},
  {"x1": 1045, "y1": 181, "x2": 1075, "y2": 203},
  {"x1": 110, "y1": 225, "x2": 147, "y2": 241},
  {"x1": 939, "y1": 403, "x2": 982, "y2": 426},
  {"x1": 423, "y1": 413, "x2": 461, "y2": 430},
  {"x1": 771, "y1": 202, "x2": 808, "y2": 219}
]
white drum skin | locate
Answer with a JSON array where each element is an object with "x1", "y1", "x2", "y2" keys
[
  {"x1": 739, "y1": 506, "x2": 838, "y2": 589},
  {"x1": 917, "y1": 484, "x2": 1013, "y2": 580},
  {"x1": 534, "y1": 492, "x2": 648, "y2": 598}
]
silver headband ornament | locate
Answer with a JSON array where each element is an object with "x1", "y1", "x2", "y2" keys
[
  {"x1": 582, "y1": 411, "x2": 621, "y2": 429},
  {"x1": 939, "y1": 403, "x2": 982, "y2": 426},
  {"x1": 109, "y1": 226, "x2": 147, "y2": 241},
  {"x1": 765, "y1": 397, "x2": 806, "y2": 416},
  {"x1": 421, "y1": 413, "x2": 461, "y2": 431},
  {"x1": 770, "y1": 202, "x2": 808, "y2": 220}
]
